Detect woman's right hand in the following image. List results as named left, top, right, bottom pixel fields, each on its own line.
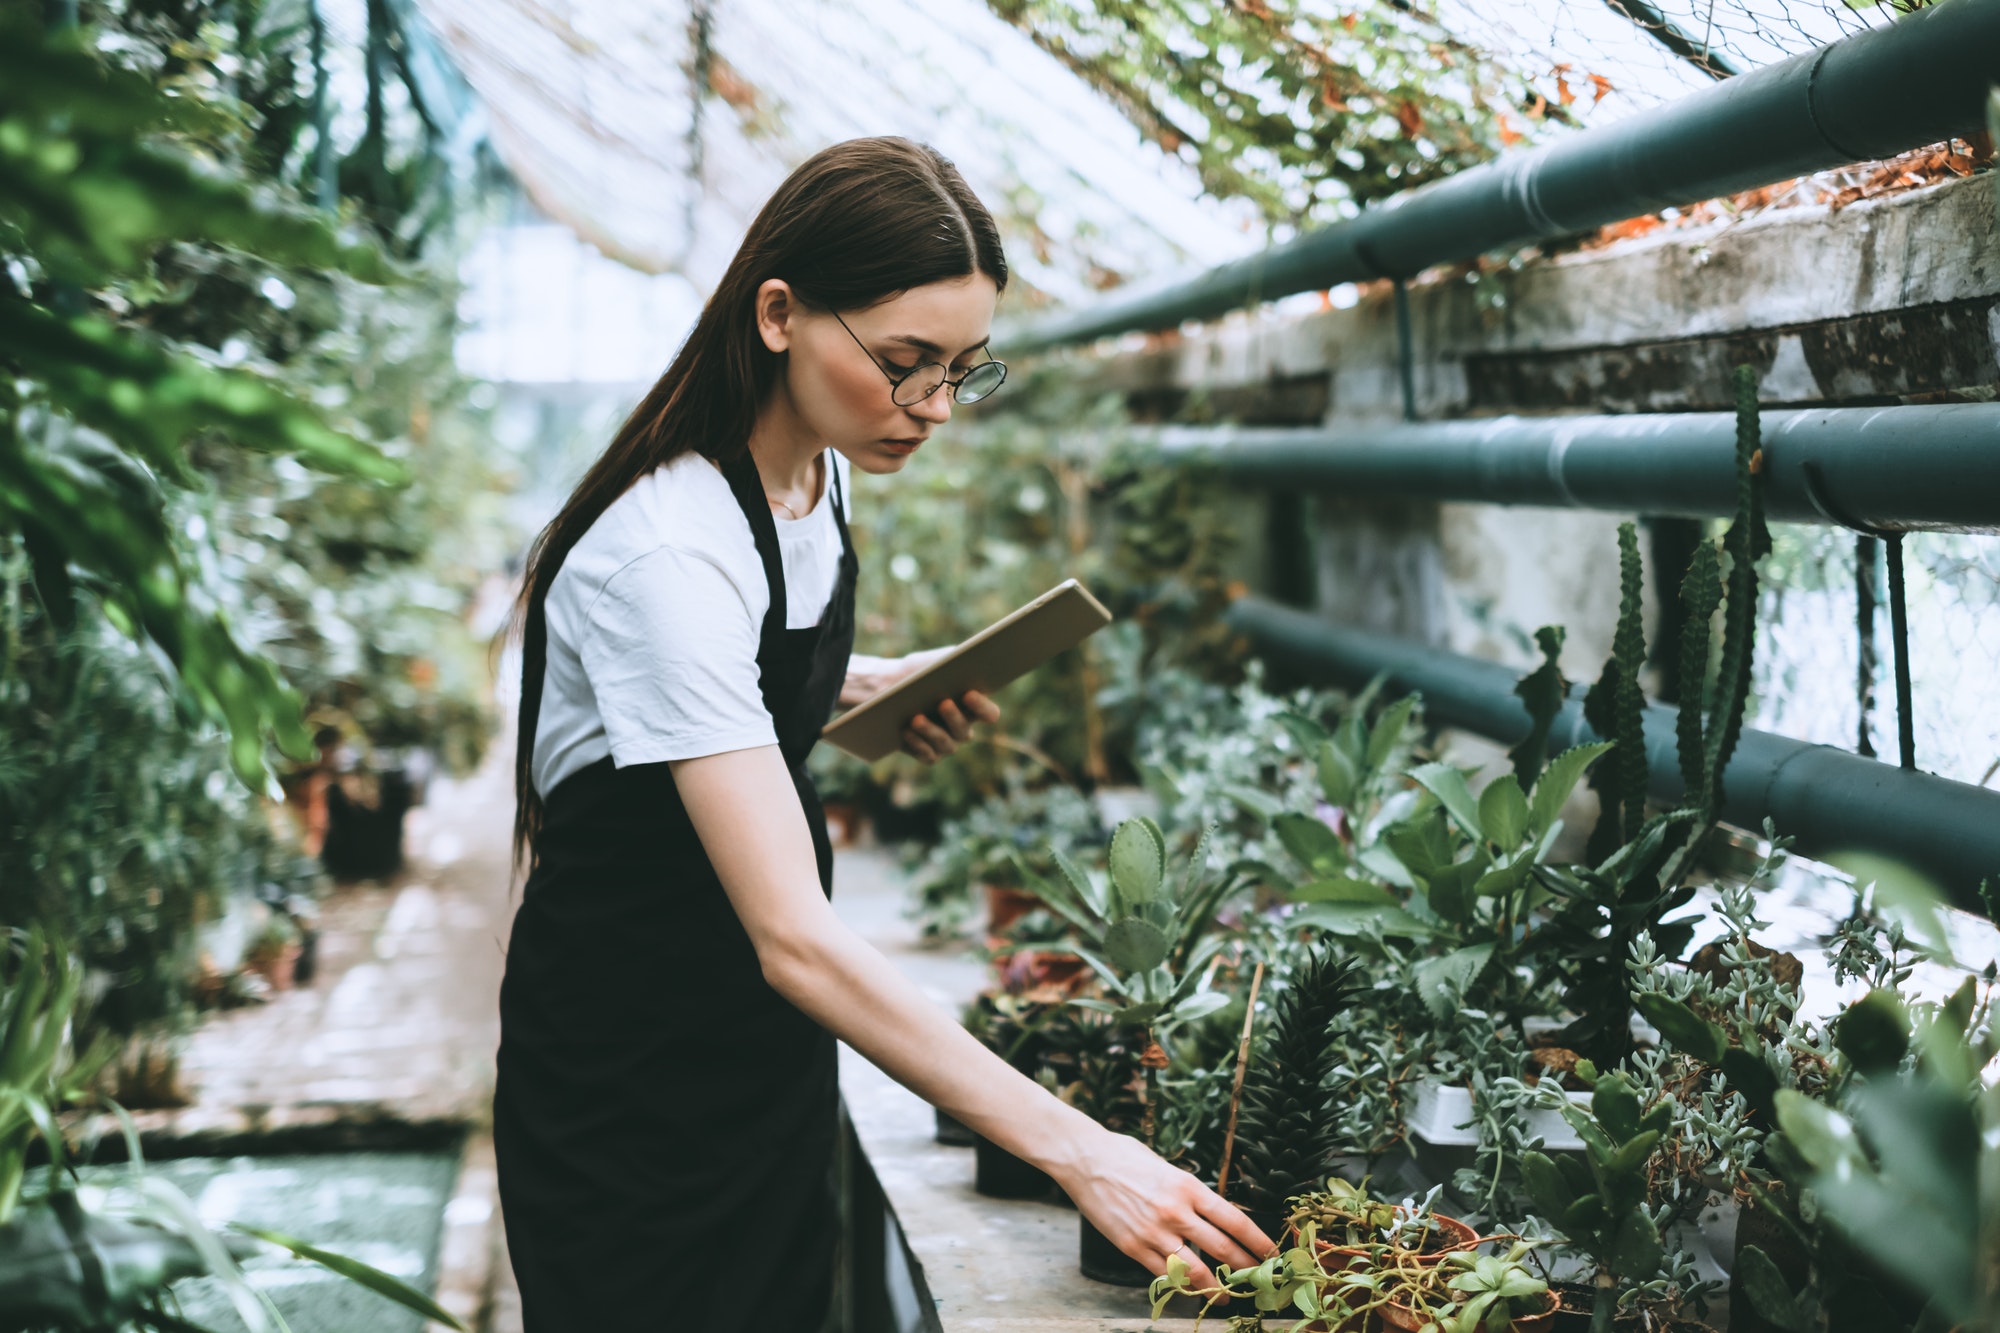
left=1051, top=1124, right=1277, bottom=1293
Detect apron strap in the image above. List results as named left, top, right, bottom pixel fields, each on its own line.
left=719, top=447, right=788, bottom=642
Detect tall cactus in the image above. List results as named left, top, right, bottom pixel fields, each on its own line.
left=1583, top=522, right=1649, bottom=858
left=1699, top=364, right=1771, bottom=821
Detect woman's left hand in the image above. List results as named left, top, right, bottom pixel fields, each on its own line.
left=902, top=691, right=1000, bottom=764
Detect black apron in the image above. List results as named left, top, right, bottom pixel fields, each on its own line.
left=494, top=447, right=857, bottom=1332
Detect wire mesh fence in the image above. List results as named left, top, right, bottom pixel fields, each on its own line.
left=1434, top=0, right=1899, bottom=117
left=1753, top=525, right=2000, bottom=792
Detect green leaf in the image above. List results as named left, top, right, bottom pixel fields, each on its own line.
left=1103, top=917, right=1171, bottom=974
left=1590, top=1072, right=1643, bottom=1144
left=1410, top=762, right=1484, bottom=840
left=1276, top=709, right=1332, bottom=752
left=1222, top=784, right=1284, bottom=823
left=1606, top=1208, right=1664, bottom=1282
left=1477, top=774, right=1529, bottom=848
left=1317, top=738, right=1360, bottom=807
left=1508, top=625, right=1567, bottom=787
left=1832, top=988, right=1909, bottom=1075
left=1109, top=818, right=1166, bottom=907
left=1365, top=695, right=1420, bottom=772
left=1528, top=742, right=1615, bottom=836
left=1050, top=847, right=1109, bottom=920
left=1721, top=1047, right=1781, bottom=1123
left=1274, top=811, right=1347, bottom=876
left=1633, top=993, right=1726, bottom=1066
left=1291, top=901, right=1437, bottom=939
left=1382, top=808, right=1455, bottom=878
left=1288, top=877, right=1397, bottom=905
left=1773, top=1090, right=1866, bottom=1176
left=1734, top=1245, right=1811, bottom=1333
left=1423, top=855, right=1488, bottom=924
left=1411, top=943, right=1495, bottom=1021
left=1518, top=1151, right=1574, bottom=1217
left=233, top=1225, right=464, bottom=1329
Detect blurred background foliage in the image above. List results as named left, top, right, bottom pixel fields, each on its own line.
left=0, top=0, right=512, bottom=1054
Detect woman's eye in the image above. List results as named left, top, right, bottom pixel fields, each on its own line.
left=886, top=362, right=922, bottom=375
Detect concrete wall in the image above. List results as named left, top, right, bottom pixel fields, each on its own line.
left=1040, top=172, right=1999, bottom=688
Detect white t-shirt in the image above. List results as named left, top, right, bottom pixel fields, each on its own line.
left=530, top=448, right=850, bottom=798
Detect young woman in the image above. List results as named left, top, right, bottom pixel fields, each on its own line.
left=496, top=136, right=1273, bottom=1330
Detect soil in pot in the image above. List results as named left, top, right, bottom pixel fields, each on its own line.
left=973, top=1132, right=1053, bottom=1199
left=1317, top=1209, right=1479, bottom=1271
left=934, top=1106, right=975, bottom=1147
left=1079, top=1215, right=1155, bottom=1287
left=1383, top=1286, right=1559, bottom=1333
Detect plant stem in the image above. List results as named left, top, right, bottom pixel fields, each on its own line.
left=1214, top=959, right=1266, bottom=1200
left=1590, top=1278, right=1616, bottom=1333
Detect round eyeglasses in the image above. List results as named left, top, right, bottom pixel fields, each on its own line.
left=830, top=309, right=1008, bottom=407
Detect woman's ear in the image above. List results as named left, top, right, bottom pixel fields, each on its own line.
left=755, top=279, right=797, bottom=354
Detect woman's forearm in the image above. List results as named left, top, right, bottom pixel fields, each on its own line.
left=759, top=900, right=1099, bottom=1176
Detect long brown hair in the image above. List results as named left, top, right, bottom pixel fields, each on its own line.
left=511, top=137, right=1009, bottom=870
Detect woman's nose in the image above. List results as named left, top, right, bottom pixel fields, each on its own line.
left=908, top=389, right=953, bottom=425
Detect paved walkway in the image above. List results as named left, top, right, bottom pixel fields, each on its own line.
left=117, top=757, right=516, bottom=1152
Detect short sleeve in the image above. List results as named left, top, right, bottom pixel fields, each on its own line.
left=579, top=545, right=779, bottom=764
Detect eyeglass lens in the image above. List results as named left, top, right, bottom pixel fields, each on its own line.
left=890, top=359, right=1007, bottom=407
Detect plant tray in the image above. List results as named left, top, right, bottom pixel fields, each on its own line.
left=1405, top=1078, right=1594, bottom=1152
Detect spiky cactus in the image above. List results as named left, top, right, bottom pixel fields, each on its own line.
left=1229, top=948, right=1365, bottom=1219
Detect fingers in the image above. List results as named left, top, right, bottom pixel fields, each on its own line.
left=901, top=694, right=1001, bottom=764
left=1180, top=1213, right=1261, bottom=1273
left=1195, top=1189, right=1281, bottom=1260
left=961, top=690, right=1002, bottom=724
left=1142, top=1239, right=1217, bottom=1292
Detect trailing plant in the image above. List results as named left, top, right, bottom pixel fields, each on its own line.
left=982, top=0, right=1577, bottom=233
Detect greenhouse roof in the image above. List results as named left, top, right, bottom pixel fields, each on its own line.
left=409, top=0, right=1896, bottom=306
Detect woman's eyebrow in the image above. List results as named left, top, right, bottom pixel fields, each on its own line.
left=888, top=333, right=992, bottom=356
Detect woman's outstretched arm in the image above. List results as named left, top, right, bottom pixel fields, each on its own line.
left=671, top=744, right=1275, bottom=1289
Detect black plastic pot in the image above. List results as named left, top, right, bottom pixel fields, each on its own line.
left=1079, top=1215, right=1155, bottom=1287
left=973, top=1133, right=1052, bottom=1199
left=321, top=769, right=413, bottom=882
left=934, top=1107, right=975, bottom=1147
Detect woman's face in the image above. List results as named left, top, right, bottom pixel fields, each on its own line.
left=755, top=273, right=999, bottom=475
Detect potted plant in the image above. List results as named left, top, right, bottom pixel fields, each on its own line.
left=1370, top=1243, right=1559, bottom=1333
left=1017, top=815, right=1243, bottom=1285
left=1289, top=1179, right=1478, bottom=1272
left=1224, top=948, right=1368, bottom=1241
left=241, top=912, right=303, bottom=993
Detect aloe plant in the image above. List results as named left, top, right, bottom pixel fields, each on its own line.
left=1016, top=816, right=1238, bottom=1033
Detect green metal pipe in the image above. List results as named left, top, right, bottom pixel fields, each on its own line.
left=1147, top=404, right=2000, bottom=533
left=1229, top=596, right=2000, bottom=909
left=1010, top=0, right=2000, bottom=354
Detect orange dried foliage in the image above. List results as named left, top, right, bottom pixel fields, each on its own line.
left=1395, top=98, right=1424, bottom=139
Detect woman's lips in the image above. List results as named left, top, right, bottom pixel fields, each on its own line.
left=881, top=437, right=924, bottom=452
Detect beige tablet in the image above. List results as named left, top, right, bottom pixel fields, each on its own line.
left=821, top=579, right=1114, bottom=762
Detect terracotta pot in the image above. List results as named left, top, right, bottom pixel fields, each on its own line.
left=983, top=883, right=1041, bottom=935
left=1316, top=1210, right=1479, bottom=1271
left=1381, top=1287, right=1559, bottom=1333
